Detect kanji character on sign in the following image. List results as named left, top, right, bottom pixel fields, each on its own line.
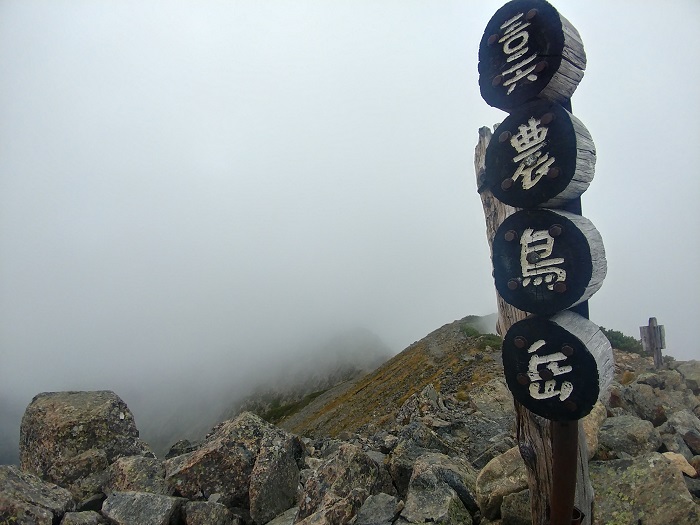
left=520, top=228, right=566, bottom=289
left=525, top=339, right=574, bottom=401
left=498, top=13, right=539, bottom=95
left=510, top=117, right=556, bottom=190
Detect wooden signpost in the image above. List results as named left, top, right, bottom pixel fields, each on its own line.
left=475, top=1, right=614, bottom=524
left=640, top=317, right=666, bottom=369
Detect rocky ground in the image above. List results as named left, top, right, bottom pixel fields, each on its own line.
left=1, top=316, right=699, bottom=525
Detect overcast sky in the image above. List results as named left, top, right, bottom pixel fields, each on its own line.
left=1, top=0, right=699, bottom=455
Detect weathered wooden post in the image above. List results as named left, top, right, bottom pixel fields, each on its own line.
left=475, top=1, right=614, bottom=524
left=640, top=317, right=666, bottom=369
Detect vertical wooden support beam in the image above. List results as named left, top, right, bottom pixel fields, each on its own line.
left=475, top=126, right=593, bottom=524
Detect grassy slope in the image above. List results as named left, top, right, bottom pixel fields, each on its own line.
left=280, top=316, right=503, bottom=438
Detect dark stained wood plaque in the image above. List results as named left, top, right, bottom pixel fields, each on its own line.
left=478, top=0, right=586, bottom=112
left=485, top=100, right=595, bottom=208
left=502, top=310, right=614, bottom=421
left=492, top=209, right=606, bottom=316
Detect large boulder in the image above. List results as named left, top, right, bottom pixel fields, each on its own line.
left=387, top=422, right=454, bottom=497
left=589, top=453, right=700, bottom=525
left=296, top=443, right=394, bottom=525
left=354, top=494, right=402, bottom=525
left=595, top=415, right=661, bottom=460
left=182, top=500, right=239, bottom=525
left=659, top=410, right=700, bottom=457
left=580, top=401, right=607, bottom=460
left=400, top=453, right=475, bottom=524
left=165, top=412, right=302, bottom=514
left=19, top=391, right=152, bottom=500
left=475, top=446, right=527, bottom=521
left=249, top=430, right=304, bottom=524
left=0, top=465, right=75, bottom=524
left=105, top=456, right=167, bottom=495
left=674, top=360, right=700, bottom=393
left=101, top=491, right=185, bottom=525
left=61, top=511, right=108, bottom=525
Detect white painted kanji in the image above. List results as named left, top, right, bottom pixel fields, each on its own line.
left=498, top=13, right=539, bottom=95
left=525, top=339, right=574, bottom=401
left=520, top=228, right=566, bottom=289
left=510, top=117, right=556, bottom=190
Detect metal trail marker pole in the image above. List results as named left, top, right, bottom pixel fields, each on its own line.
left=475, top=1, right=614, bottom=523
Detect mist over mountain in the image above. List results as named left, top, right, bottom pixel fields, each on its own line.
left=0, top=326, right=394, bottom=464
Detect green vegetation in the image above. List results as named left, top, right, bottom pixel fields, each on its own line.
left=260, top=390, right=328, bottom=424
left=459, top=323, right=481, bottom=338
left=600, top=327, right=644, bottom=355
left=476, top=333, right=502, bottom=350
left=459, top=319, right=501, bottom=350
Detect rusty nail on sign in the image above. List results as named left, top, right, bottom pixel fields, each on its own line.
left=553, top=282, right=567, bottom=294
left=488, top=34, right=499, bottom=46
left=561, top=345, right=574, bottom=357
left=540, top=112, right=555, bottom=125
left=508, top=279, right=520, bottom=290
left=501, top=179, right=514, bottom=191
left=526, top=8, right=538, bottom=20
left=534, top=60, right=548, bottom=74
left=564, top=400, right=578, bottom=412
left=492, top=75, right=503, bottom=87
left=518, top=373, right=531, bottom=385
left=547, top=167, right=560, bottom=179
left=514, top=336, right=528, bottom=349
left=499, top=130, right=512, bottom=142
left=548, top=224, right=563, bottom=237
left=504, top=230, right=518, bottom=242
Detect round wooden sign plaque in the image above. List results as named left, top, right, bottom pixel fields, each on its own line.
left=492, top=208, right=606, bottom=316
left=502, top=311, right=613, bottom=421
left=485, top=100, right=595, bottom=208
left=478, top=0, right=586, bottom=112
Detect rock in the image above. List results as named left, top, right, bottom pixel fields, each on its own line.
left=691, top=455, right=700, bottom=475
left=623, top=381, right=700, bottom=427
left=296, top=487, right=367, bottom=525
left=354, top=493, right=402, bottom=525
left=61, top=511, right=108, bottom=524
left=623, top=382, right=668, bottom=426
left=401, top=454, right=474, bottom=524
left=266, top=506, right=298, bottom=525
left=165, top=439, right=201, bottom=459
left=387, top=422, right=455, bottom=497
left=663, top=452, right=698, bottom=477
left=475, top=446, right=527, bottom=520
left=19, top=391, right=152, bottom=499
left=675, top=360, right=700, bottom=393
left=105, top=456, right=167, bottom=495
left=249, top=430, right=303, bottom=525
left=659, top=410, right=700, bottom=457
left=461, top=414, right=516, bottom=470
left=595, top=415, right=661, bottom=460
left=297, top=443, right=394, bottom=525
left=164, top=412, right=302, bottom=509
left=0, top=465, right=75, bottom=524
left=101, top=491, right=185, bottom=525
left=408, top=453, right=478, bottom=514
left=182, top=500, right=239, bottom=525
left=468, top=378, right=514, bottom=419
left=589, top=453, right=700, bottom=525
left=500, top=489, right=530, bottom=525
left=580, top=402, right=606, bottom=460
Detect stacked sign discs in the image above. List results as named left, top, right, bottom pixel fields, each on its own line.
left=479, top=0, right=612, bottom=421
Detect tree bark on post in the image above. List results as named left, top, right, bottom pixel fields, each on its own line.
left=475, top=126, right=593, bottom=525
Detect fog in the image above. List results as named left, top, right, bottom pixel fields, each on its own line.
left=1, top=1, right=699, bottom=463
